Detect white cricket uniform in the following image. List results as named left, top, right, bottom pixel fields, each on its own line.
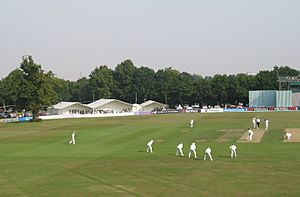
left=229, top=145, right=237, bottom=158
left=147, top=140, right=154, bottom=153
left=286, top=133, right=292, bottom=140
left=248, top=129, right=253, bottom=141
left=265, top=120, right=270, bottom=130
left=256, top=118, right=261, bottom=128
left=176, top=143, right=184, bottom=156
left=188, top=143, right=197, bottom=158
left=204, top=147, right=213, bottom=161
left=190, top=120, right=194, bottom=128
left=252, top=118, right=256, bottom=129
left=69, top=131, right=76, bottom=145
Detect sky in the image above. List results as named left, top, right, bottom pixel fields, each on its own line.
left=0, top=0, right=300, bottom=80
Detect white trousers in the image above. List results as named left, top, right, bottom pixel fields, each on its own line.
left=147, top=145, right=153, bottom=153
left=253, top=122, right=256, bottom=129
left=69, top=138, right=75, bottom=145
left=248, top=134, right=253, bottom=141
left=176, top=148, right=184, bottom=156
left=188, top=149, right=197, bottom=158
left=231, top=150, right=237, bottom=158
left=204, top=152, right=213, bottom=161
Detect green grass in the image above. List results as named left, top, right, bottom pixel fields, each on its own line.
left=0, top=112, right=300, bottom=197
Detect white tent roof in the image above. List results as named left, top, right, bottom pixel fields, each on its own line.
left=87, top=99, right=132, bottom=109
left=140, top=100, right=167, bottom=107
left=51, top=102, right=91, bottom=109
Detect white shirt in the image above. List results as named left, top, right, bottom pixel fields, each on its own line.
left=265, top=120, right=270, bottom=124
left=72, top=132, right=76, bottom=139
left=256, top=118, right=261, bottom=123
left=286, top=133, right=292, bottom=137
left=252, top=118, right=256, bottom=123
left=177, top=143, right=183, bottom=149
left=147, top=140, right=153, bottom=146
left=230, top=145, right=237, bottom=151
left=248, top=129, right=253, bottom=135
left=190, top=143, right=196, bottom=150
left=205, top=147, right=212, bottom=154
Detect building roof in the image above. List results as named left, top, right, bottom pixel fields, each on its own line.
left=140, top=100, right=167, bottom=107
left=51, top=102, right=91, bottom=109
left=87, top=99, right=132, bottom=109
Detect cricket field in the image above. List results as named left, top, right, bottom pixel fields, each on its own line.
left=0, top=112, right=299, bottom=197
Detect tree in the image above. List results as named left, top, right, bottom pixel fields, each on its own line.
left=52, top=77, right=72, bottom=102
left=89, top=65, right=116, bottom=100
left=18, top=56, right=58, bottom=119
left=2, top=57, right=300, bottom=110
left=225, top=75, right=238, bottom=104
left=154, top=67, right=181, bottom=107
left=211, top=74, right=228, bottom=106
left=114, top=60, right=137, bottom=103
left=132, top=67, right=156, bottom=103
left=236, top=74, right=255, bottom=105
left=276, top=66, right=300, bottom=76
left=254, top=70, right=277, bottom=90
left=69, top=77, right=91, bottom=103
left=0, top=69, right=24, bottom=106
left=192, top=75, right=213, bottom=106
left=177, top=72, right=194, bottom=105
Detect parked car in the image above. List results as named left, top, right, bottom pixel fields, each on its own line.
left=0, top=112, right=10, bottom=118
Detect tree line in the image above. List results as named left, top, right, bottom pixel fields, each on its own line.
left=0, top=56, right=299, bottom=118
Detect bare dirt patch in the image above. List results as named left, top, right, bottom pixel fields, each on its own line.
left=181, top=129, right=188, bottom=133
left=155, top=139, right=165, bottom=143
left=216, top=129, right=244, bottom=142
left=196, top=139, right=206, bottom=143
left=237, top=129, right=266, bottom=143
left=283, top=128, right=300, bottom=142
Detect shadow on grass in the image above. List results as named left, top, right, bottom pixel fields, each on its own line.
left=166, top=153, right=203, bottom=160
left=138, top=150, right=157, bottom=154
left=216, top=155, right=231, bottom=158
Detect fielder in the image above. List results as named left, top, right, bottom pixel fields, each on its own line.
left=265, top=119, right=270, bottom=130
left=176, top=143, right=184, bottom=156
left=188, top=142, right=197, bottom=158
left=69, top=131, right=76, bottom=145
left=285, top=132, right=292, bottom=140
left=252, top=117, right=256, bottom=129
left=146, top=140, right=154, bottom=153
left=204, top=147, right=213, bottom=161
left=247, top=128, right=253, bottom=141
left=229, top=144, right=237, bottom=158
left=256, top=117, right=261, bottom=128
left=190, top=119, right=194, bottom=128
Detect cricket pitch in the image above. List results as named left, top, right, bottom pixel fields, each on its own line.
left=237, top=128, right=266, bottom=143
left=216, top=129, right=244, bottom=142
